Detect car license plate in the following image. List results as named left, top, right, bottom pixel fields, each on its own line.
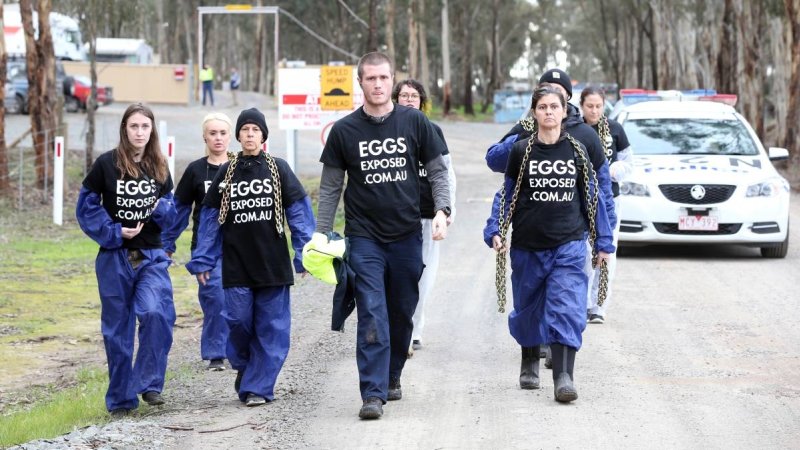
left=678, top=215, right=718, bottom=231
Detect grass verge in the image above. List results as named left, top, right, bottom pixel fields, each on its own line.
left=0, top=367, right=109, bottom=447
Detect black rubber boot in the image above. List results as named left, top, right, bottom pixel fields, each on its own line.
left=550, top=343, right=578, bottom=403
left=519, top=346, right=540, bottom=389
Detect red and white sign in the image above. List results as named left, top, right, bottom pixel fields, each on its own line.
left=278, top=67, right=363, bottom=130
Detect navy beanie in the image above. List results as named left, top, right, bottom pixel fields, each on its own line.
left=539, top=69, right=573, bottom=100
left=235, top=108, right=269, bottom=143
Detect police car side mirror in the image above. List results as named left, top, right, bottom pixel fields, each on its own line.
left=768, top=147, right=789, bottom=161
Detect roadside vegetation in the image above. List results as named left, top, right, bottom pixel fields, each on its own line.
left=0, top=176, right=337, bottom=447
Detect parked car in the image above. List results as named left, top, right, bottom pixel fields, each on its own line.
left=614, top=96, right=790, bottom=258
left=63, top=75, right=113, bottom=112
left=3, top=60, right=111, bottom=114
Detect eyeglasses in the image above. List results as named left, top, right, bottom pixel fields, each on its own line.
left=398, top=93, right=420, bottom=100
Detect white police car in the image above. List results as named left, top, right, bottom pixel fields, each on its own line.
left=614, top=92, right=790, bottom=258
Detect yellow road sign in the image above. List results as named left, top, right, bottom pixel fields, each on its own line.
left=320, top=66, right=353, bottom=111
left=225, top=4, right=252, bottom=10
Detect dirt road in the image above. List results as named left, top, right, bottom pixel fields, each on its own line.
left=129, top=118, right=799, bottom=449
left=9, top=102, right=799, bottom=448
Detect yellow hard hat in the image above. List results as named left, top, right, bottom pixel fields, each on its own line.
left=302, top=232, right=346, bottom=285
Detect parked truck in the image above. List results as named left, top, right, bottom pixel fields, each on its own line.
left=3, top=3, right=86, bottom=61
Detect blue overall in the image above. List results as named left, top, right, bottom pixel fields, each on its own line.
left=348, top=233, right=424, bottom=402
left=225, top=285, right=291, bottom=401
left=186, top=197, right=315, bottom=401
left=508, top=241, right=588, bottom=349
left=163, top=201, right=228, bottom=361
left=77, top=188, right=176, bottom=411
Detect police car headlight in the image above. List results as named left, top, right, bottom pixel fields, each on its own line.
left=746, top=177, right=789, bottom=197
left=620, top=181, right=650, bottom=197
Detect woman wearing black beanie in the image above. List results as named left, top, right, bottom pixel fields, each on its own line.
left=187, top=108, right=316, bottom=406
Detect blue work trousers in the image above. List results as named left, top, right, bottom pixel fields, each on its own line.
left=202, top=81, right=214, bottom=106
left=349, top=233, right=424, bottom=401
left=197, top=264, right=228, bottom=360
left=96, top=248, right=176, bottom=411
left=224, top=285, right=291, bottom=402
left=508, top=240, right=588, bottom=350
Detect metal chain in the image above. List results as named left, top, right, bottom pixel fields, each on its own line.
left=265, top=152, right=285, bottom=236
left=598, top=115, right=613, bottom=159
left=495, top=126, right=609, bottom=312
left=495, top=118, right=537, bottom=313
left=217, top=151, right=239, bottom=225
left=565, top=134, right=610, bottom=307
left=216, top=150, right=284, bottom=237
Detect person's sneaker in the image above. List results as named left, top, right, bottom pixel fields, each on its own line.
left=245, top=393, right=267, bottom=407
left=109, top=409, right=130, bottom=419
left=588, top=314, right=605, bottom=324
left=358, top=397, right=383, bottom=419
left=234, top=370, right=243, bottom=393
left=412, top=340, right=422, bottom=351
left=142, top=391, right=164, bottom=406
left=208, top=359, right=226, bottom=371
left=387, top=378, right=402, bottom=401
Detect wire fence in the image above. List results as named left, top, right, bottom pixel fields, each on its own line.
left=0, top=125, right=92, bottom=212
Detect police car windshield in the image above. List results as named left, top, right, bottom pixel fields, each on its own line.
left=623, top=118, right=758, bottom=156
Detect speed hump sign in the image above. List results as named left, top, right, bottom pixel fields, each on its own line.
left=320, top=65, right=354, bottom=111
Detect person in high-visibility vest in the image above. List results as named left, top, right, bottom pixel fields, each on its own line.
left=200, top=64, right=215, bottom=106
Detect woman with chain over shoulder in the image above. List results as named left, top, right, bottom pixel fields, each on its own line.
left=76, top=103, right=177, bottom=417
left=483, top=86, right=615, bottom=403
left=186, top=108, right=315, bottom=407
left=580, top=87, right=633, bottom=324
left=162, top=113, right=234, bottom=371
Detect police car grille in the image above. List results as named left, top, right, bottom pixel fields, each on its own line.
left=658, top=184, right=736, bottom=204
left=653, top=223, right=742, bottom=235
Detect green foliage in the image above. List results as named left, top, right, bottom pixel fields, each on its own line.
left=0, top=368, right=108, bottom=447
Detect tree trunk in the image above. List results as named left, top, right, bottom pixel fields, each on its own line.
left=366, top=0, right=378, bottom=52
left=407, top=0, right=419, bottom=79
left=441, top=0, right=452, bottom=115
left=156, top=0, right=167, bottom=63
left=784, top=0, right=800, bottom=184
left=480, top=0, right=500, bottom=114
left=717, top=0, right=738, bottom=95
left=418, top=0, right=430, bottom=95
left=0, top=4, right=9, bottom=195
left=38, top=0, right=57, bottom=190
left=386, top=0, right=396, bottom=63
left=20, top=0, right=46, bottom=188
left=461, top=6, right=474, bottom=116
left=86, top=0, right=98, bottom=171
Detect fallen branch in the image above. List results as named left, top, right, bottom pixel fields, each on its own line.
left=163, top=425, right=194, bottom=431
left=198, top=422, right=250, bottom=434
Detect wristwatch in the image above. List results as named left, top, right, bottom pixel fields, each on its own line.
left=439, top=206, right=452, bottom=217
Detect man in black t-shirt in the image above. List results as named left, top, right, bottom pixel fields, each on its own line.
left=315, top=52, right=451, bottom=420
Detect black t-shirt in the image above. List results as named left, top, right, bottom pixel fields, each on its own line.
left=418, top=122, right=449, bottom=219
left=505, top=137, right=585, bottom=251
left=174, top=156, right=222, bottom=250
left=320, top=105, right=446, bottom=242
left=589, top=118, right=630, bottom=197
left=203, top=152, right=306, bottom=288
left=82, top=150, right=173, bottom=249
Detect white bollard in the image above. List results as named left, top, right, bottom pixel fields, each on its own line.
left=166, top=136, right=176, bottom=181
left=286, top=129, right=297, bottom=172
left=52, top=136, right=65, bottom=226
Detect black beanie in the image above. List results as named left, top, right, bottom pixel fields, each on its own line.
left=539, top=69, right=573, bottom=100
left=235, top=108, right=269, bottom=143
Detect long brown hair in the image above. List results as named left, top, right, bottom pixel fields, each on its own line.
left=115, top=103, right=168, bottom=183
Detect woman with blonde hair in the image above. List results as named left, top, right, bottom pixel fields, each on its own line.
left=163, top=112, right=233, bottom=371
